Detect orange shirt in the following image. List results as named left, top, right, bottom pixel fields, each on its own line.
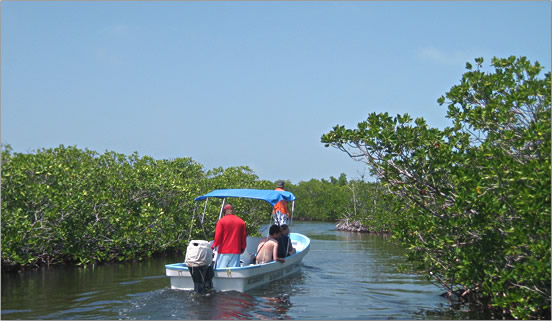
left=272, top=187, right=289, bottom=215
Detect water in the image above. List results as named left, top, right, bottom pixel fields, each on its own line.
left=2, top=222, right=481, bottom=319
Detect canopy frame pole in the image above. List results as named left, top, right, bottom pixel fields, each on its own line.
left=265, top=215, right=272, bottom=237
left=218, top=198, right=226, bottom=220
left=201, top=198, right=209, bottom=225
left=290, top=200, right=295, bottom=225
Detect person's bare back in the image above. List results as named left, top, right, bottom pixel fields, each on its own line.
left=256, top=238, right=278, bottom=264
left=256, top=225, right=285, bottom=264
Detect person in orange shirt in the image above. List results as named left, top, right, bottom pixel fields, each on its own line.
left=211, top=204, right=247, bottom=268
left=272, top=181, right=290, bottom=226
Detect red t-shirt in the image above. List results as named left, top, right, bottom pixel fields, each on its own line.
left=212, top=214, right=247, bottom=254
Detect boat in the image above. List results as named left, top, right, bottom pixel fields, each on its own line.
left=165, top=188, right=311, bottom=292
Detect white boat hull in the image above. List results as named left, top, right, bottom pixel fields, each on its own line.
left=166, top=233, right=310, bottom=292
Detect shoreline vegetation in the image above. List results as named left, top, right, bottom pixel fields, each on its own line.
left=335, top=219, right=388, bottom=234
left=321, top=57, right=550, bottom=319
left=1, top=144, right=385, bottom=273
left=2, top=56, right=550, bottom=319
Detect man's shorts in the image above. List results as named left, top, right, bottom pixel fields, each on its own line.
left=215, top=253, right=240, bottom=268
left=273, top=211, right=288, bottom=226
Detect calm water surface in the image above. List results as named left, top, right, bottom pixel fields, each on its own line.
left=2, top=222, right=482, bottom=319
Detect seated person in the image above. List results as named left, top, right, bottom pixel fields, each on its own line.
left=256, top=224, right=285, bottom=264
left=277, top=224, right=296, bottom=259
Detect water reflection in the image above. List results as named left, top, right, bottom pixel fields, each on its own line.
left=115, top=289, right=294, bottom=320
left=2, top=222, right=486, bottom=319
left=207, top=292, right=257, bottom=319
left=206, top=292, right=292, bottom=320
left=252, top=294, right=292, bottom=320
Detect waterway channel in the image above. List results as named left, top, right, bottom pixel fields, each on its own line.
left=2, top=222, right=484, bottom=319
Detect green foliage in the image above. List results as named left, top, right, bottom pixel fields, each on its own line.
left=341, top=179, right=396, bottom=232
left=1, top=146, right=205, bottom=267
left=321, top=56, right=551, bottom=319
left=1, top=140, right=396, bottom=269
left=288, top=175, right=397, bottom=232
left=0, top=146, right=273, bottom=268
left=289, top=177, right=349, bottom=221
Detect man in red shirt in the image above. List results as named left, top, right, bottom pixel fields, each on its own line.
left=212, top=204, right=247, bottom=268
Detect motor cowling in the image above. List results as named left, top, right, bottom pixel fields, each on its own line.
left=185, top=240, right=213, bottom=267
left=185, top=240, right=214, bottom=293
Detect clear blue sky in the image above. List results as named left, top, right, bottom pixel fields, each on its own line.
left=2, top=1, right=550, bottom=184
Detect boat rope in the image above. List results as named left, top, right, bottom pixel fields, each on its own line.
left=187, top=205, right=198, bottom=243
left=189, top=201, right=210, bottom=242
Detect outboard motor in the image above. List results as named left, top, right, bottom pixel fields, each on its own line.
left=185, top=240, right=214, bottom=293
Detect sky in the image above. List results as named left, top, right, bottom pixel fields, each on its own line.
left=1, top=1, right=550, bottom=184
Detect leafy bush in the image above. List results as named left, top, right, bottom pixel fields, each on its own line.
left=340, top=179, right=396, bottom=232
left=289, top=175, right=396, bottom=231
left=1, top=146, right=274, bottom=268
left=289, top=176, right=349, bottom=221
left=321, top=56, right=551, bottom=319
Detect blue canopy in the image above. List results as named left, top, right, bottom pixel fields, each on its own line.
left=194, top=189, right=296, bottom=206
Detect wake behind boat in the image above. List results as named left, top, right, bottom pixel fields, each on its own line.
left=165, top=189, right=311, bottom=292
